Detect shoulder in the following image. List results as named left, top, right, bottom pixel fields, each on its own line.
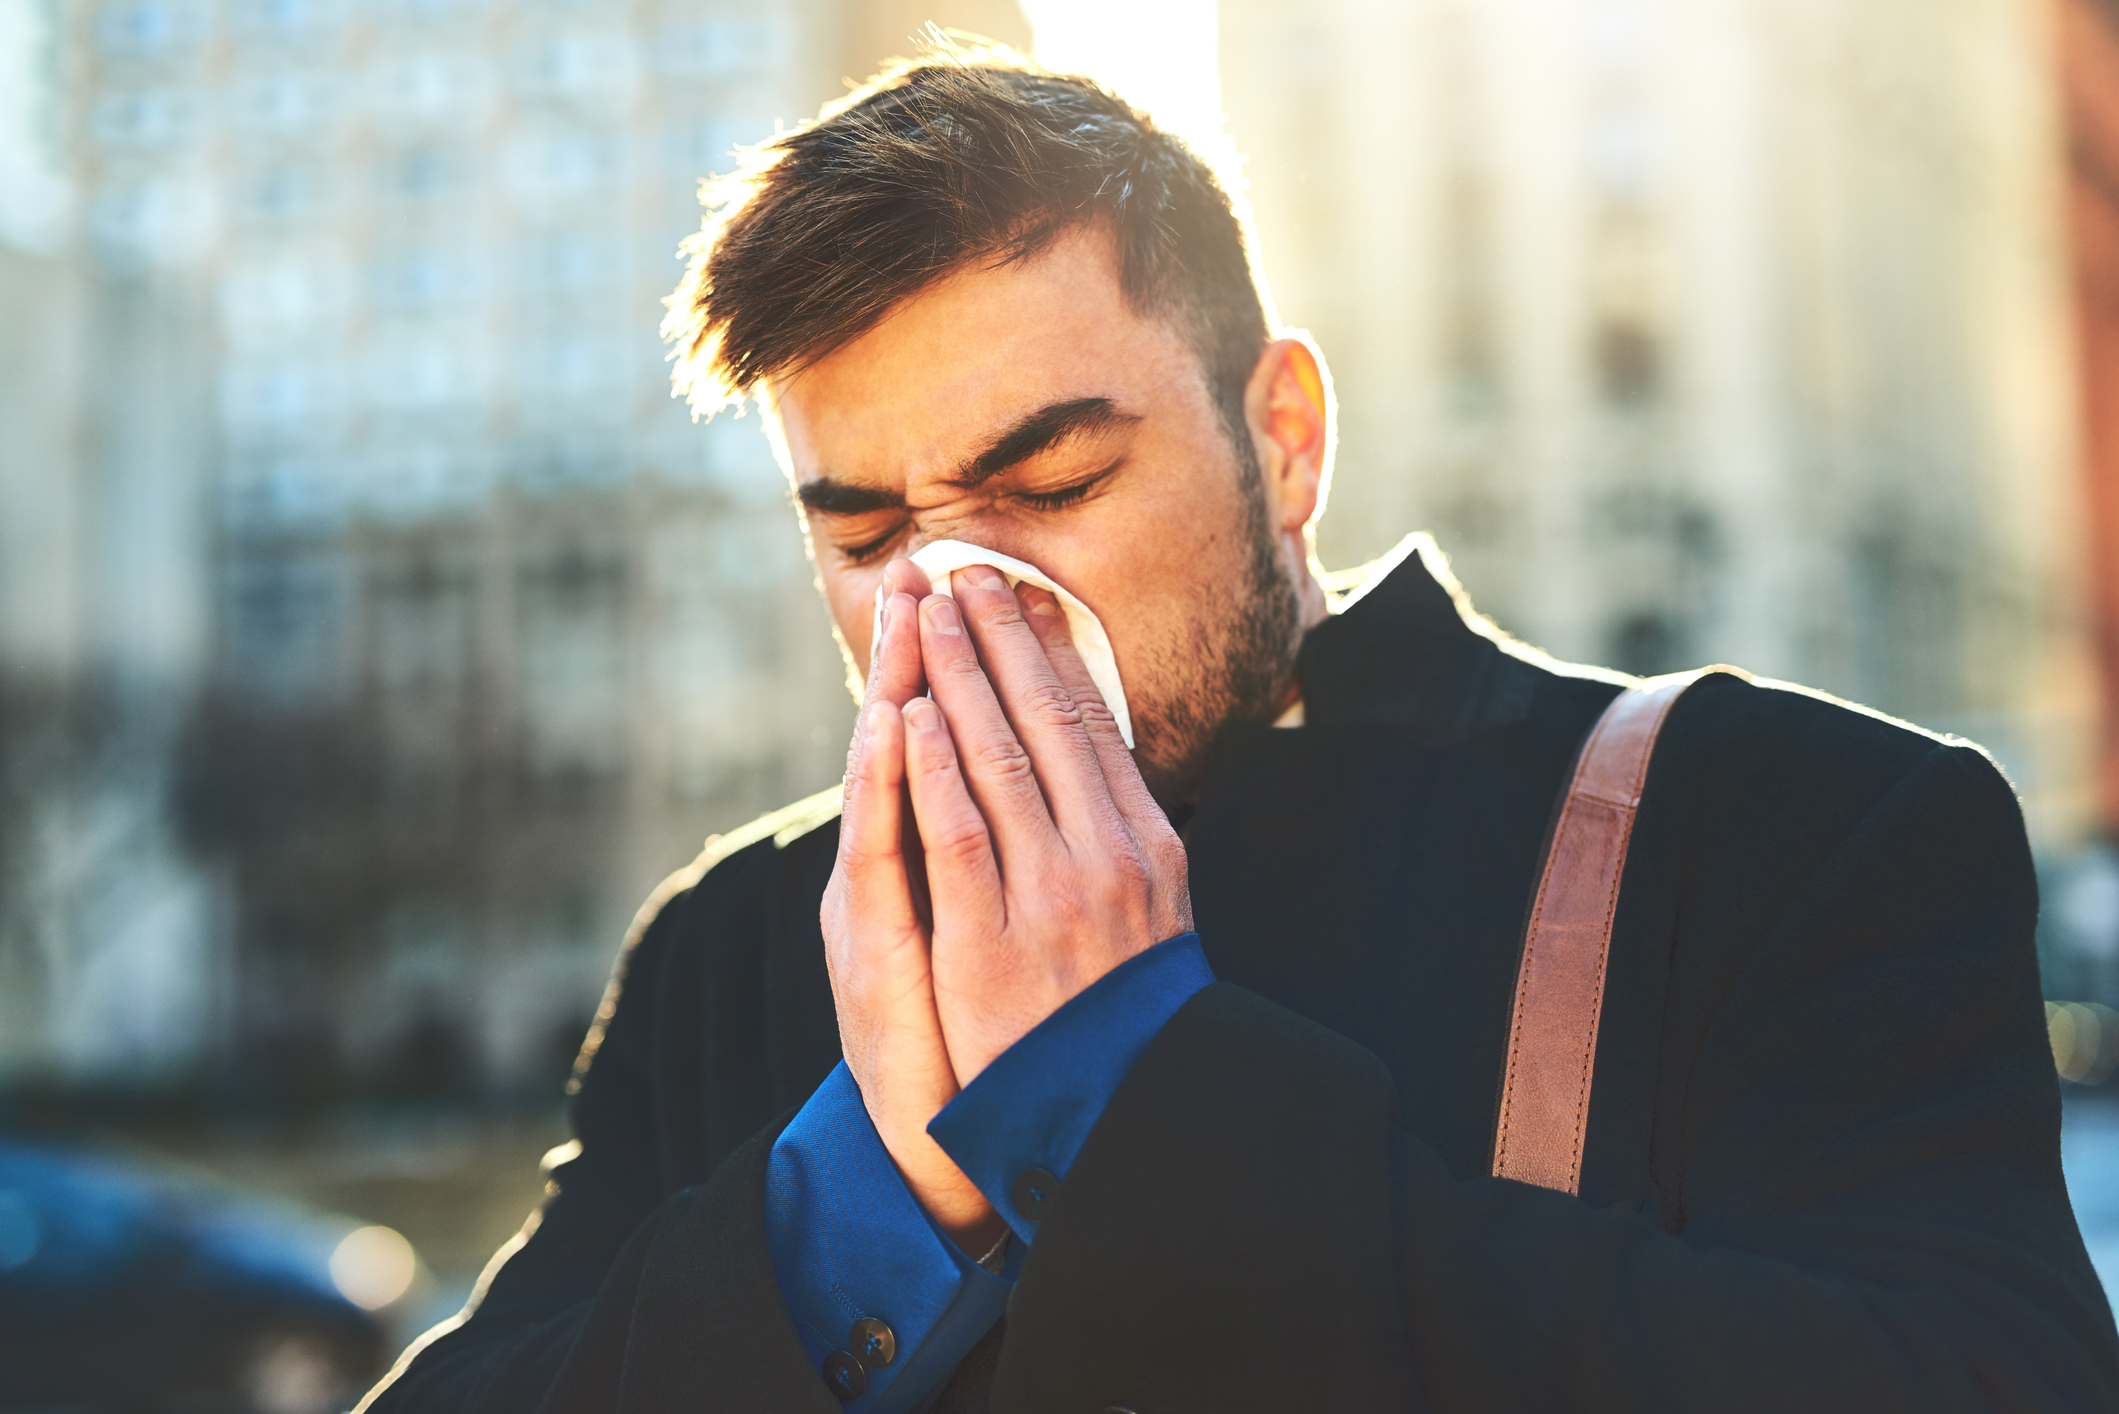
left=626, top=781, right=846, bottom=955
left=1667, top=668, right=2004, bottom=792
left=1640, top=668, right=2025, bottom=881
left=568, top=782, right=843, bottom=1089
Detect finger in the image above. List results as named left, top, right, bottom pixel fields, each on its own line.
left=841, top=586, right=931, bottom=942
left=882, top=555, right=932, bottom=602
left=1017, top=582, right=1194, bottom=936
left=937, top=565, right=1110, bottom=834
left=861, top=555, right=929, bottom=708
left=837, top=699, right=922, bottom=937
left=1015, top=583, right=1161, bottom=827
left=901, top=695, right=1006, bottom=941
left=866, top=586, right=927, bottom=710
left=917, top=591, right=1060, bottom=853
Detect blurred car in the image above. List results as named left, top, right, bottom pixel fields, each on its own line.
left=0, top=1139, right=392, bottom=1413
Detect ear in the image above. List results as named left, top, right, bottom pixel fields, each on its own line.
left=1243, top=335, right=1333, bottom=538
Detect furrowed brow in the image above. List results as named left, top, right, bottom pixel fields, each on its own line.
left=796, top=477, right=906, bottom=515
left=949, top=397, right=1141, bottom=489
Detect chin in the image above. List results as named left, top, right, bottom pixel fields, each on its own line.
left=1125, top=715, right=1219, bottom=814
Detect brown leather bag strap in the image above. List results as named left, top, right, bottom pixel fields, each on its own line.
left=1490, top=667, right=1736, bottom=1195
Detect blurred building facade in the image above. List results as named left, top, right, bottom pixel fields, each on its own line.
left=0, top=234, right=223, bottom=1090
left=8, top=0, right=2119, bottom=1101
left=2047, top=0, right=2119, bottom=1007
left=1224, top=0, right=2100, bottom=847
left=2065, top=0, right=2119, bottom=827
left=0, top=0, right=1027, bottom=1101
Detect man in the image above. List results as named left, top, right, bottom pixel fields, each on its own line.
left=362, top=53, right=2119, bottom=1413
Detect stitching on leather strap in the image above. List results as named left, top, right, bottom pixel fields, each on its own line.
left=1490, top=670, right=1717, bottom=1195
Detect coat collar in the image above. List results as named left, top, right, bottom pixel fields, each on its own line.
left=1293, top=533, right=1571, bottom=749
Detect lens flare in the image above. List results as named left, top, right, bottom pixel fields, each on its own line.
left=330, top=1224, right=417, bottom=1310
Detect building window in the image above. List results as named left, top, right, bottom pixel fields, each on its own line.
left=98, top=0, right=206, bottom=59
left=223, top=553, right=349, bottom=702
left=92, top=88, right=198, bottom=153
left=1593, top=316, right=1662, bottom=408
left=229, top=70, right=339, bottom=146
left=232, top=0, right=345, bottom=47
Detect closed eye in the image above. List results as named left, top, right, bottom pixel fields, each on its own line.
left=840, top=521, right=908, bottom=565
left=1017, top=464, right=1116, bottom=512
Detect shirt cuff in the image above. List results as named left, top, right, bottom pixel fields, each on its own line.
left=764, top=1062, right=1009, bottom=1412
left=928, top=932, right=1214, bottom=1244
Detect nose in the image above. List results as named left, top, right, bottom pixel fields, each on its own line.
left=902, top=517, right=979, bottom=560
left=902, top=515, right=1036, bottom=568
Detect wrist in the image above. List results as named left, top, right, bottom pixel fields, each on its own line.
left=880, top=1121, right=997, bottom=1241
left=942, top=950, right=1139, bottom=1085
left=945, top=1204, right=1008, bottom=1259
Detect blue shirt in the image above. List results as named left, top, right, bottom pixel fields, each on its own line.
left=764, top=933, right=1214, bottom=1410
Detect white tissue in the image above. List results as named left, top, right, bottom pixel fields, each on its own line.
left=872, top=540, right=1133, bottom=748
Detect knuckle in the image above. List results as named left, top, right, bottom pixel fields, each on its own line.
left=1073, top=694, right=1118, bottom=731
left=931, top=640, right=981, bottom=676
left=932, top=812, right=992, bottom=864
left=842, top=839, right=898, bottom=872
left=1021, top=681, right=1083, bottom=730
left=908, top=739, right=959, bottom=779
left=970, top=733, right=1036, bottom=782
left=1160, top=859, right=1191, bottom=900
left=972, top=590, right=1028, bottom=632
left=1099, top=863, right=1151, bottom=917
left=848, top=739, right=893, bottom=789
left=1134, top=820, right=1184, bottom=869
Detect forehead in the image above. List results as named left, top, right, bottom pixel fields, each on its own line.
left=770, top=226, right=1202, bottom=478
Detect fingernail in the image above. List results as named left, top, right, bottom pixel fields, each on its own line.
left=962, top=564, right=1005, bottom=590
left=903, top=698, right=940, bottom=731
left=925, top=597, right=963, bottom=635
left=1022, top=587, right=1061, bottom=618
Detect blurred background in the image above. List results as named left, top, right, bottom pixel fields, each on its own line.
left=1, top=0, right=2118, bottom=1406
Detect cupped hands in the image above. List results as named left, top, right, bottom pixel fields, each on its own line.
left=819, top=555, right=1192, bottom=1246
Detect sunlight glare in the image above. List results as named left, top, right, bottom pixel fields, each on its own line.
left=330, top=1224, right=417, bottom=1310
left=1020, top=0, right=1231, bottom=181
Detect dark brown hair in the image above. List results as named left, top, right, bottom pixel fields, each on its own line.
left=663, top=45, right=1272, bottom=447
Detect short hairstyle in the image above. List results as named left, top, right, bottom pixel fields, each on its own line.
left=663, top=47, right=1272, bottom=448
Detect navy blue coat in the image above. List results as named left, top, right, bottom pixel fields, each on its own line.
left=363, top=539, right=2119, bottom=1412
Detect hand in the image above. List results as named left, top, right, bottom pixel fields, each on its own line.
left=820, top=558, right=1000, bottom=1248
left=904, top=563, right=1194, bottom=1086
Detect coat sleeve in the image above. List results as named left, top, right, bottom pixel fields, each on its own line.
left=355, top=879, right=836, bottom=1414
left=995, top=743, right=2119, bottom=1413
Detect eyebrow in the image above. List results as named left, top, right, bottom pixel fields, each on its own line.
left=949, top=396, right=1140, bottom=489
left=794, top=396, right=1140, bottom=514
left=795, top=478, right=904, bottom=514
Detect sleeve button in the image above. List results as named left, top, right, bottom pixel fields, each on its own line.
left=822, top=1350, right=867, bottom=1402
left=1011, top=1167, right=1061, bottom=1223
left=850, top=1316, right=897, bottom=1368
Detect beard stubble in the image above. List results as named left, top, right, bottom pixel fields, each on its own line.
left=1129, top=438, right=1303, bottom=806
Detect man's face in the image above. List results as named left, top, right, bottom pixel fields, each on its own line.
left=771, top=224, right=1301, bottom=801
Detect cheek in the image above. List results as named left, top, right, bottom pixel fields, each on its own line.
left=1086, top=518, right=1247, bottom=685
left=1118, top=488, right=1253, bottom=605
